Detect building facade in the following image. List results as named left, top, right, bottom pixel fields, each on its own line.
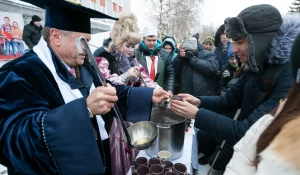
left=78, top=0, right=131, bottom=33
left=0, top=0, right=131, bottom=34
left=0, top=0, right=45, bottom=26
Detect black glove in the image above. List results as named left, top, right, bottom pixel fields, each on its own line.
left=185, top=50, right=194, bottom=61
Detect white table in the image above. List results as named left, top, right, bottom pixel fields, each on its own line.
left=127, top=120, right=195, bottom=175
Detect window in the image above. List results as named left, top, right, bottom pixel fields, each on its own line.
left=100, top=0, right=106, bottom=7
left=90, top=1, right=97, bottom=10
left=112, top=0, right=116, bottom=2
left=113, top=2, right=117, bottom=11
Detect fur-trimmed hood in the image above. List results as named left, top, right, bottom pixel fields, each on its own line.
left=162, top=38, right=177, bottom=56
left=225, top=5, right=300, bottom=73
left=268, top=14, right=300, bottom=65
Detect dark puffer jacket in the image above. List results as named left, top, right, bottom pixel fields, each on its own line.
left=135, top=40, right=174, bottom=92
left=23, top=21, right=43, bottom=49
left=195, top=7, right=300, bottom=144
left=173, top=44, right=219, bottom=96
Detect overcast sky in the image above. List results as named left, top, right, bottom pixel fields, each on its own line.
left=131, top=0, right=294, bottom=30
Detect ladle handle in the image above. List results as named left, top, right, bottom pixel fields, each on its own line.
left=76, top=37, right=133, bottom=148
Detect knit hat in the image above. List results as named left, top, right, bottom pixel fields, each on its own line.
left=290, top=33, right=300, bottom=84
left=203, top=36, right=215, bottom=45
left=32, top=15, right=41, bottom=22
left=182, top=37, right=197, bottom=50
left=143, top=27, right=158, bottom=37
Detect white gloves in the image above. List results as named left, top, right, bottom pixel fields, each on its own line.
left=222, top=70, right=230, bottom=78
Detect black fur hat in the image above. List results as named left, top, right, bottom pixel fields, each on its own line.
left=224, top=4, right=282, bottom=73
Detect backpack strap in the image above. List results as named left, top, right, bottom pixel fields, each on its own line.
left=262, top=63, right=290, bottom=93
left=253, top=63, right=290, bottom=108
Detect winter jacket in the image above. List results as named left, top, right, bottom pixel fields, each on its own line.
left=173, top=44, right=218, bottom=96
left=194, top=11, right=300, bottom=144
left=214, top=46, right=229, bottom=71
left=224, top=114, right=300, bottom=175
left=162, top=38, right=178, bottom=61
left=23, top=21, right=43, bottom=49
left=224, top=114, right=274, bottom=175
left=94, top=48, right=160, bottom=88
left=135, top=40, right=174, bottom=92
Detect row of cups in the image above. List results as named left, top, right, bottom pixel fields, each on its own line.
left=132, top=151, right=188, bottom=175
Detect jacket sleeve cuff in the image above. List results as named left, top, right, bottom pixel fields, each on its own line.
left=126, top=87, right=153, bottom=123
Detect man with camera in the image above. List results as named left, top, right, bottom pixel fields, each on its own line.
left=173, top=37, right=219, bottom=97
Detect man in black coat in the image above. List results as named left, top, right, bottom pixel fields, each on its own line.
left=170, top=4, right=299, bottom=171
left=173, top=37, right=218, bottom=96
left=23, top=15, right=43, bottom=50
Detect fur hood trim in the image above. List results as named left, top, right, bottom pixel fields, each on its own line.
left=268, top=14, right=300, bottom=64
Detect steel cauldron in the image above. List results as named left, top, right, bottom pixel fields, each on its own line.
left=145, top=106, right=186, bottom=160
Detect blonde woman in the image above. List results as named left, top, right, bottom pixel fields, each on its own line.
left=12, top=21, right=24, bottom=56
left=96, top=12, right=159, bottom=88
left=95, top=12, right=160, bottom=175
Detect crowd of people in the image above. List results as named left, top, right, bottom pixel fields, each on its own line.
left=0, top=0, right=300, bottom=175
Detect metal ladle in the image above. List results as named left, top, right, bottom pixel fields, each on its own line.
left=75, top=37, right=134, bottom=148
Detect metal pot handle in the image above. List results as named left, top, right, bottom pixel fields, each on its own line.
left=157, top=125, right=171, bottom=129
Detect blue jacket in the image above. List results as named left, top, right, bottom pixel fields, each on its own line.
left=194, top=14, right=300, bottom=144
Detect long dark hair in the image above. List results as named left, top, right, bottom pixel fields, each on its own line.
left=255, top=83, right=300, bottom=164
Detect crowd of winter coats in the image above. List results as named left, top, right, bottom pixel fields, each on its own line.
left=92, top=4, right=300, bottom=174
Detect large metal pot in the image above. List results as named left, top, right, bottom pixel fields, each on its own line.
left=145, top=106, right=186, bottom=160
